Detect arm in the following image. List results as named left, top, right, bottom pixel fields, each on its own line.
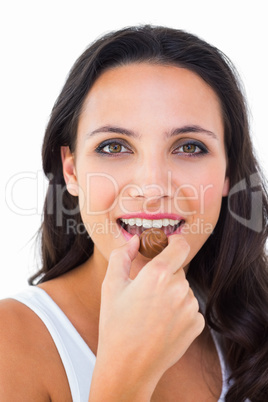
left=0, top=300, right=51, bottom=401
left=88, top=235, right=205, bottom=401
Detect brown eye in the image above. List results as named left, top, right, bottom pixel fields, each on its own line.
left=97, top=140, right=131, bottom=155
left=172, top=141, right=208, bottom=156
left=183, top=144, right=196, bottom=153
left=108, top=143, right=122, bottom=153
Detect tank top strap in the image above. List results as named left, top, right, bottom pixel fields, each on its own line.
left=12, top=286, right=96, bottom=402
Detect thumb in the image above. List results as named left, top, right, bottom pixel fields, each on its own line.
left=103, top=235, right=140, bottom=289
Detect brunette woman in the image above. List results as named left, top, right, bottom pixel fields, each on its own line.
left=0, top=25, right=267, bottom=401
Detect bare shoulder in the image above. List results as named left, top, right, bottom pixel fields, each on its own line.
left=0, top=298, right=50, bottom=400
left=0, top=298, right=71, bottom=401
left=0, top=298, right=36, bottom=362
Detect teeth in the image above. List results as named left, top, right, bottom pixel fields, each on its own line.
left=143, top=219, right=152, bottom=229
left=162, top=219, right=170, bottom=227
left=120, top=218, right=181, bottom=228
left=153, top=220, right=162, bottom=228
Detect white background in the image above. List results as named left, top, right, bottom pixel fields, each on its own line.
left=1, top=0, right=267, bottom=298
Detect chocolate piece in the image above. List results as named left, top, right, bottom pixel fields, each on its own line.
left=139, top=228, right=168, bottom=258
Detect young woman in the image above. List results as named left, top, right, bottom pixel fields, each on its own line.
left=0, top=25, right=267, bottom=402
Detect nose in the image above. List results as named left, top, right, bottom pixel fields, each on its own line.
left=127, top=156, right=174, bottom=200
left=128, top=182, right=167, bottom=199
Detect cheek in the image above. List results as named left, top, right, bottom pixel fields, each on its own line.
left=78, top=173, right=119, bottom=215
left=200, top=184, right=223, bottom=224
left=77, top=174, right=122, bottom=244
left=196, top=175, right=226, bottom=230
left=174, top=169, right=226, bottom=222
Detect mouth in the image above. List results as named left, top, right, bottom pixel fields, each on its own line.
left=117, top=217, right=185, bottom=237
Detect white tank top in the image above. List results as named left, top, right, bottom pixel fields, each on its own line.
left=12, top=286, right=232, bottom=401
left=13, top=287, right=96, bottom=401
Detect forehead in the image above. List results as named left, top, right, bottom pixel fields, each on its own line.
left=89, top=62, right=219, bottom=97
left=78, top=63, right=223, bottom=136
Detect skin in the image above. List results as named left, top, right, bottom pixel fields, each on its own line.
left=0, top=63, right=229, bottom=401
left=65, top=63, right=229, bottom=279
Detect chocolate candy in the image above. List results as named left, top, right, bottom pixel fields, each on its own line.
left=139, top=228, right=168, bottom=258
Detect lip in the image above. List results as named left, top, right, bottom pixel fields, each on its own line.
left=117, top=213, right=185, bottom=241
left=118, top=213, right=185, bottom=220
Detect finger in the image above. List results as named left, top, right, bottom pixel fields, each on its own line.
left=143, top=234, right=190, bottom=276
left=104, top=235, right=140, bottom=288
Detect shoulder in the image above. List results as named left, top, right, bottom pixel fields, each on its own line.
left=0, top=297, right=35, bottom=352
left=0, top=296, right=43, bottom=343
left=0, top=298, right=50, bottom=400
left=0, top=298, right=64, bottom=401
left=0, top=296, right=30, bottom=327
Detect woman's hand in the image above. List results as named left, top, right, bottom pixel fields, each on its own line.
left=89, top=234, right=205, bottom=402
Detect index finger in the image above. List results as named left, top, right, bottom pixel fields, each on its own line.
left=143, top=234, right=190, bottom=276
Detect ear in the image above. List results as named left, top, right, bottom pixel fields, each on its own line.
left=222, top=175, right=230, bottom=197
left=61, top=146, right=79, bottom=196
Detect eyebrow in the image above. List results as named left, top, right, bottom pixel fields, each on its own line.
left=88, top=125, right=138, bottom=138
left=169, top=125, right=218, bottom=140
left=87, top=124, right=218, bottom=140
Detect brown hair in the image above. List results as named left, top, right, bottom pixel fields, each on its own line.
left=30, top=25, right=268, bottom=401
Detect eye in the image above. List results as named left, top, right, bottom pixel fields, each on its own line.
left=172, top=141, right=208, bottom=156
left=103, top=142, right=124, bottom=153
left=95, top=139, right=132, bottom=155
left=182, top=144, right=197, bottom=153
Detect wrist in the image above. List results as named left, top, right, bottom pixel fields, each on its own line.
left=88, top=360, right=157, bottom=402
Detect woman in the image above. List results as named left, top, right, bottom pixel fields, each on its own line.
left=0, top=25, right=267, bottom=401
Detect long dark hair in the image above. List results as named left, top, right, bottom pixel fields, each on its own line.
left=30, top=25, right=268, bottom=401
